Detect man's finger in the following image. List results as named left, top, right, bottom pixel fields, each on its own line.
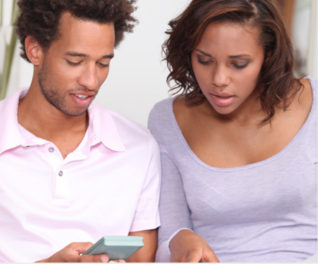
left=79, top=254, right=109, bottom=263
left=109, top=259, right=126, bottom=263
left=73, top=242, right=94, bottom=254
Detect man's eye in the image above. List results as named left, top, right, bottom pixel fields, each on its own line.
left=99, top=63, right=109, bottom=67
left=66, top=60, right=81, bottom=66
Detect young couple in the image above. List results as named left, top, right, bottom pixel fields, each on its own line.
left=0, top=0, right=316, bottom=262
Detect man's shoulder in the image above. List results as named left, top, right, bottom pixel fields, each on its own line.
left=0, top=91, right=14, bottom=112
left=109, top=109, right=150, bottom=138
left=0, top=88, right=26, bottom=116
left=0, top=88, right=27, bottom=105
left=92, top=102, right=153, bottom=147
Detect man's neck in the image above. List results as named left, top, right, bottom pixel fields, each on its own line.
left=17, top=83, right=89, bottom=158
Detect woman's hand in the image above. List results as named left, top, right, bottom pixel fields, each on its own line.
left=36, top=242, right=109, bottom=262
left=170, top=230, right=219, bottom=262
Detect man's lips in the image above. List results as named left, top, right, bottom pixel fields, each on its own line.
left=70, top=91, right=96, bottom=100
left=70, top=92, right=96, bottom=96
left=70, top=92, right=95, bottom=107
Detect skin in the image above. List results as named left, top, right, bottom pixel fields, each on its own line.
left=19, top=12, right=157, bottom=263
left=171, top=22, right=313, bottom=262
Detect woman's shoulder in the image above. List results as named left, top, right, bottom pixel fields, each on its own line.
left=291, top=77, right=316, bottom=115
left=148, top=96, right=186, bottom=150
left=148, top=97, right=177, bottom=137
left=149, top=97, right=174, bottom=124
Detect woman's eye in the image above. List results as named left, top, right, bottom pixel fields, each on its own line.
left=197, top=57, right=212, bottom=66
left=233, top=62, right=249, bottom=69
left=66, top=60, right=81, bottom=66
left=197, top=55, right=212, bottom=66
left=199, top=59, right=211, bottom=65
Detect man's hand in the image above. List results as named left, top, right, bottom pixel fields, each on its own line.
left=169, top=230, right=219, bottom=262
left=36, top=242, right=109, bottom=262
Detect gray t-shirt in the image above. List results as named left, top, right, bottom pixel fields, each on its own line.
left=148, top=78, right=317, bottom=262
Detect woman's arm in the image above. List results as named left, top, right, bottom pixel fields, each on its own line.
left=156, top=152, right=219, bottom=262
left=149, top=105, right=218, bottom=263
left=155, top=151, right=193, bottom=262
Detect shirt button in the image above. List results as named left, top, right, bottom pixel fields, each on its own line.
left=58, top=171, right=63, bottom=177
left=48, top=147, right=55, bottom=153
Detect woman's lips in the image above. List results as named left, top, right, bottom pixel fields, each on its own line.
left=209, top=92, right=235, bottom=107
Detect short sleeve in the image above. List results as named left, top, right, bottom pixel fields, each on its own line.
left=129, top=131, right=161, bottom=232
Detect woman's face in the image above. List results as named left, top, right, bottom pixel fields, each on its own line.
left=191, top=22, right=265, bottom=116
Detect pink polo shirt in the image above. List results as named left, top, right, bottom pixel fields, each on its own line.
left=0, top=89, right=161, bottom=262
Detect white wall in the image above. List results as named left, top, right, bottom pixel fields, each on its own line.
left=308, top=0, right=317, bottom=79
left=96, top=0, right=192, bottom=126
left=291, top=0, right=317, bottom=79
left=3, top=0, right=317, bottom=126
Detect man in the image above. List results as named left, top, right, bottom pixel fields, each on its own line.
left=0, top=0, right=160, bottom=262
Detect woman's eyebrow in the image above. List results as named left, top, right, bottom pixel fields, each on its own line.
left=194, top=49, right=211, bottom=57
left=229, top=54, right=250, bottom=58
left=194, top=49, right=250, bottom=59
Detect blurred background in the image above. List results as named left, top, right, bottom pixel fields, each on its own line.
left=0, top=0, right=317, bottom=126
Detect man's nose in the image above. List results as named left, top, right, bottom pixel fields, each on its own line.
left=78, top=64, right=99, bottom=90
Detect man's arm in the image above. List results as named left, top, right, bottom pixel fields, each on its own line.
left=126, top=229, right=158, bottom=262
left=36, top=242, right=109, bottom=263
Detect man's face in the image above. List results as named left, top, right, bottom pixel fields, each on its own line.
left=38, top=12, right=115, bottom=116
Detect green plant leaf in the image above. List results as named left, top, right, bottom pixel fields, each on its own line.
left=0, top=0, right=19, bottom=100
left=0, top=0, right=3, bottom=27
left=0, top=30, right=17, bottom=100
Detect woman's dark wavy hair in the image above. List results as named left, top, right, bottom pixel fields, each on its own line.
left=15, top=0, right=137, bottom=63
left=163, top=0, right=303, bottom=122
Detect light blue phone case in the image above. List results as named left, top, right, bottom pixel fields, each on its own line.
left=83, top=236, right=144, bottom=260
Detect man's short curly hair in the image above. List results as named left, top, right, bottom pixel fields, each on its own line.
left=15, top=0, right=137, bottom=62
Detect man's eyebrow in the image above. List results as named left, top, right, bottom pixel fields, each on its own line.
left=102, top=54, right=114, bottom=59
left=65, top=52, right=114, bottom=59
left=65, top=52, right=88, bottom=57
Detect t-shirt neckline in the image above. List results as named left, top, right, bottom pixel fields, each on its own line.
left=169, top=77, right=317, bottom=172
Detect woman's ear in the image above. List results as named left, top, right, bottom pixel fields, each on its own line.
left=25, top=36, right=44, bottom=66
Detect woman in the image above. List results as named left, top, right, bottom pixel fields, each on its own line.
left=148, top=0, right=317, bottom=262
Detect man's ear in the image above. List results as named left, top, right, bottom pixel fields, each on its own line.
left=25, top=36, right=44, bottom=66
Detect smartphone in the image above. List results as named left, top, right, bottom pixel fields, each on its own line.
left=82, top=236, right=144, bottom=260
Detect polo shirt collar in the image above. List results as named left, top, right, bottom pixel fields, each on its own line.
left=0, top=88, right=126, bottom=155
left=87, top=101, right=126, bottom=152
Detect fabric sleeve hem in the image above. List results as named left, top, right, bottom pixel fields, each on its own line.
left=167, top=228, right=193, bottom=255
left=129, top=216, right=161, bottom=232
